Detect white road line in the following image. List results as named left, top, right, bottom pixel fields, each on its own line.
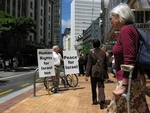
left=0, top=72, right=35, bottom=80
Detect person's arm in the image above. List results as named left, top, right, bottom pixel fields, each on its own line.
left=85, top=52, right=93, bottom=81
left=120, top=26, right=139, bottom=78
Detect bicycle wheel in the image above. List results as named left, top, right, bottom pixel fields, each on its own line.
left=60, top=76, right=66, bottom=88
left=66, top=74, right=78, bottom=87
left=43, top=77, right=53, bottom=90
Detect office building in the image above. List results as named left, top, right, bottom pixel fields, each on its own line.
left=71, top=0, right=101, bottom=50
left=0, top=0, right=61, bottom=66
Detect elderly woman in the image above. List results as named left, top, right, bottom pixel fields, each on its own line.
left=107, top=3, right=149, bottom=112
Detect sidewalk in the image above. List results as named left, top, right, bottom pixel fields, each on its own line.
left=0, top=73, right=150, bottom=113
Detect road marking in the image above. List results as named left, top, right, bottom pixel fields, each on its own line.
left=0, top=72, right=34, bottom=80
left=36, top=78, right=41, bottom=82
left=21, top=83, right=30, bottom=87
left=0, top=89, right=13, bottom=95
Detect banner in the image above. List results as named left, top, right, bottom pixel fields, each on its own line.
left=37, top=49, right=55, bottom=78
left=63, top=50, right=79, bottom=75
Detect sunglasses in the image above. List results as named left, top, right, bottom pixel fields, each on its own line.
left=109, top=17, right=112, bottom=21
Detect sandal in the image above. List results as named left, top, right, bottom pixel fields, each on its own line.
left=112, top=84, right=128, bottom=96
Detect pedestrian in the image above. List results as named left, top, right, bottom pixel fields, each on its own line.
left=4, top=59, right=10, bottom=71
left=52, top=45, right=63, bottom=93
left=107, top=3, right=149, bottom=112
left=85, top=39, right=107, bottom=109
left=13, top=57, right=19, bottom=71
left=84, top=53, right=88, bottom=70
left=0, top=58, right=4, bottom=70
left=78, top=54, right=85, bottom=76
left=111, top=55, right=116, bottom=78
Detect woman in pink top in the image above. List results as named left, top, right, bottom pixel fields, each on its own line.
left=107, top=3, right=149, bottom=112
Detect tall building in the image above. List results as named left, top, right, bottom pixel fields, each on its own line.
left=0, top=0, right=61, bottom=66
left=53, top=0, right=62, bottom=46
left=71, top=0, right=101, bottom=50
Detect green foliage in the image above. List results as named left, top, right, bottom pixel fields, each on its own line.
left=81, top=43, right=91, bottom=54
left=0, top=11, right=12, bottom=18
left=0, top=17, right=36, bottom=35
left=0, top=11, right=36, bottom=57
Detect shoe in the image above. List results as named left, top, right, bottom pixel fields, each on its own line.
left=99, top=101, right=105, bottom=109
left=92, top=101, right=98, bottom=105
left=112, top=84, right=128, bottom=96
left=51, top=87, right=58, bottom=93
left=92, top=102, right=98, bottom=105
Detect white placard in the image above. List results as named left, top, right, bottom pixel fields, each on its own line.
left=37, top=49, right=55, bottom=78
left=63, top=50, right=79, bottom=75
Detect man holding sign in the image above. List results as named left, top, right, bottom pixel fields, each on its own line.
left=52, top=45, right=63, bottom=93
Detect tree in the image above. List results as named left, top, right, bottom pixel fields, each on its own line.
left=80, top=43, right=91, bottom=54
left=0, top=11, right=36, bottom=69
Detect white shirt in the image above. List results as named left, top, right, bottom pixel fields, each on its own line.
left=112, top=55, right=115, bottom=64
left=53, top=51, right=62, bottom=65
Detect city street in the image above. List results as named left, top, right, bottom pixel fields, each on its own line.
left=0, top=67, right=40, bottom=102
left=0, top=71, right=150, bottom=113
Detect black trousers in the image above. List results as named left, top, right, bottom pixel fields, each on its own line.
left=90, top=76, right=105, bottom=103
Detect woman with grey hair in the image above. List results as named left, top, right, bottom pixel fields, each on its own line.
left=107, top=3, right=149, bottom=112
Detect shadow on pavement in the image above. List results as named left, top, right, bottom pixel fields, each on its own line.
left=0, top=80, right=9, bottom=86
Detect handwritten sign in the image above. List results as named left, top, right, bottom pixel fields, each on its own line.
left=63, top=50, right=79, bottom=75
left=37, top=49, right=55, bottom=78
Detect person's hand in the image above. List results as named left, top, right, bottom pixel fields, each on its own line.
left=85, top=76, right=88, bottom=81
left=112, top=78, right=128, bottom=96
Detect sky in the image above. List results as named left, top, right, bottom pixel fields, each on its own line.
left=62, top=0, right=72, bottom=33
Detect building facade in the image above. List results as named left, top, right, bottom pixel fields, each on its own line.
left=70, top=0, right=101, bottom=50
left=0, top=0, right=61, bottom=66
left=63, top=28, right=71, bottom=51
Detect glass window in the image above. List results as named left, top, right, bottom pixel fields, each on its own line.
left=41, top=9, right=43, bottom=16
left=41, top=0, right=43, bottom=6
left=30, top=12, right=32, bottom=17
left=41, top=19, right=43, bottom=25
left=145, top=11, right=150, bottom=23
left=30, top=1, right=33, bottom=9
left=40, top=29, right=43, bottom=36
left=134, top=11, right=144, bottom=23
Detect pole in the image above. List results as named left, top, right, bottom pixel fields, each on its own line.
left=33, top=68, right=39, bottom=97
left=121, top=64, right=134, bottom=113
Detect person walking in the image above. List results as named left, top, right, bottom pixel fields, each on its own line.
left=78, top=54, right=85, bottom=76
left=52, top=45, right=63, bottom=93
left=107, top=3, right=149, bottom=112
left=13, top=57, right=19, bottom=72
left=85, top=39, right=107, bottom=109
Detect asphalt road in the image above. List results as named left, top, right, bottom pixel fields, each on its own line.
left=0, top=68, right=44, bottom=103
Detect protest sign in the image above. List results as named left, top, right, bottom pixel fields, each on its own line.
left=63, top=50, right=79, bottom=75
left=37, top=49, right=55, bottom=77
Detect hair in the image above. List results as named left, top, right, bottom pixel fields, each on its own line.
left=53, top=45, right=59, bottom=50
left=110, top=3, right=135, bottom=25
left=93, top=39, right=100, bottom=48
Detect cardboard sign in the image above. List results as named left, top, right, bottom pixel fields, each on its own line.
left=37, top=49, right=55, bottom=77
left=63, top=50, right=79, bottom=75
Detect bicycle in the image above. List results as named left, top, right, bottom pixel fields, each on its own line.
left=43, top=66, right=78, bottom=92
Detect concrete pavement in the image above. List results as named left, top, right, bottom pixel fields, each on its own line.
left=0, top=72, right=150, bottom=113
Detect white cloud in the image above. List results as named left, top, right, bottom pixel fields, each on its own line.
left=62, top=19, right=71, bottom=33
